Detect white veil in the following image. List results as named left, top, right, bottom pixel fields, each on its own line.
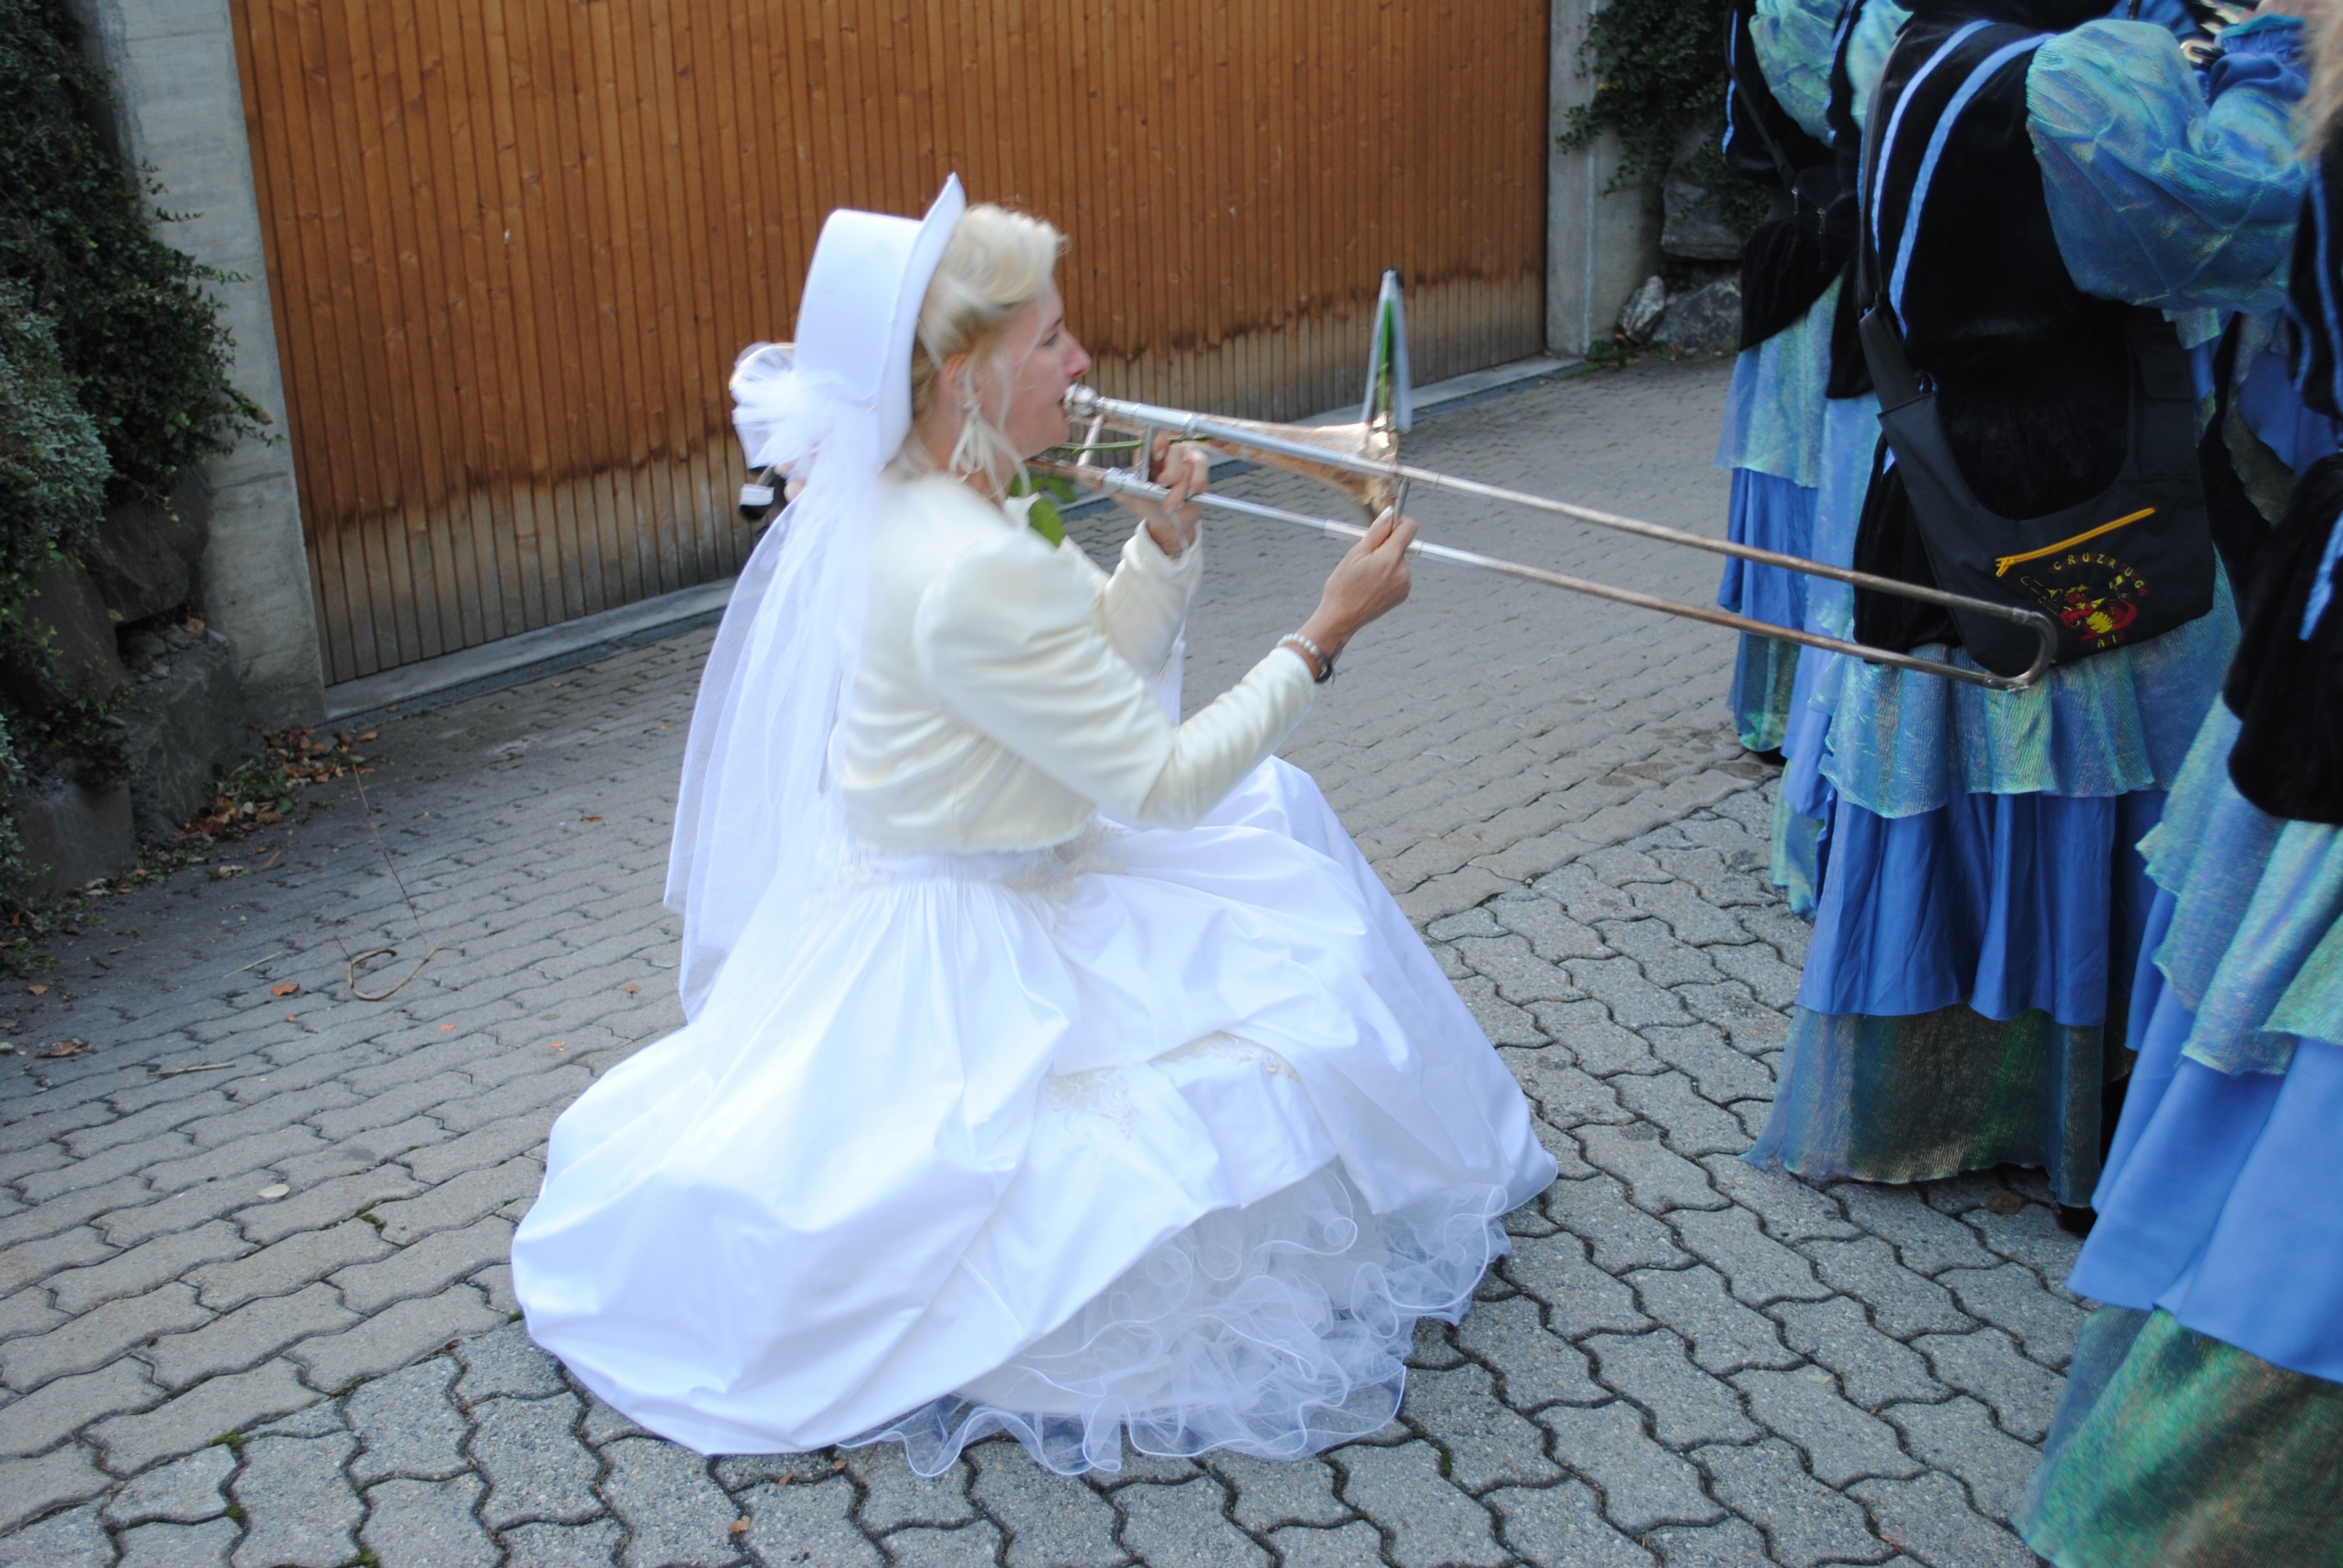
left=666, top=177, right=967, bottom=1017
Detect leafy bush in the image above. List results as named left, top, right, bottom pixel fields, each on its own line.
left=0, top=0, right=259, bottom=504
left=1557, top=0, right=1735, bottom=194
left=0, top=0, right=253, bottom=903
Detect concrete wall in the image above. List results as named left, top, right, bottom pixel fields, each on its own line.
left=62, top=0, right=324, bottom=725
left=1548, top=0, right=1664, bottom=357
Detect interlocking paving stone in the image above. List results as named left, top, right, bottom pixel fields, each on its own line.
left=0, top=1357, right=162, bottom=1457
left=1910, top=1329, right=2064, bottom=1442
left=1114, top=1477, right=1268, bottom=1568
left=1628, top=1266, right=1800, bottom=1376
left=0, top=1445, right=112, bottom=1532
left=1453, top=1292, right=1609, bottom=1409
left=348, top=1357, right=469, bottom=1483
left=184, top=1220, right=391, bottom=1312
left=1334, top=1441, right=1506, bottom=1568
left=1204, top=1453, right=1351, bottom=1531
left=1264, top=1520, right=1388, bottom=1568
left=1879, top=1397, right=2042, bottom=1524
left=1937, top=1266, right=2087, bottom=1370
left=968, top=1439, right=1128, bottom=1566
left=1771, top=1300, right=1948, bottom=1413
left=1588, top=1330, right=1760, bottom=1447
left=144, top=1281, right=358, bottom=1389
left=0, top=1503, right=111, bottom=1568
left=362, top=1474, right=500, bottom=1568
left=1695, top=1439, right=1890, bottom=1568
left=87, top=1358, right=322, bottom=1474
left=1488, top=1480, right=1657, bottom=1566
left=1734, top=1368, right=1923, bottom=1488
left=2, top=1283, right=212, bottom=1393
left=100, top=1443, right=236, bottom=1527
left=230, top=1431, right=363, bottom=1568
left=1849, top=1473, right=2039, bottom=1567
left=1538, top=1403, right=1724, bottom=1533
left=1400, top=1361, right=1561, bottom=1490
left=473, top=1394, right=602, bottom=1528
left=0, top=362, right=2102, bottom=1564
left=118, top=1518, right=238, bottom=1568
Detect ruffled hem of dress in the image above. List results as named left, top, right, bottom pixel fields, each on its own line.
left=1717, top=469, right=1816, bottom=633
left=1713, top=281, right=1835, bottom=486
left=847, top=1161, right=1512, bottom=1476
left=1814, top=569, right=2237, bottom=818
left=1744, top=1004, right=2109, bottom=1203
left=1793, top=788, right=2163, bottom=1028
left=2019, top=1307, right=2343, bottom=1568
left=2136, top=704, right=2343, bottom=1075
left=2072, top=921, right=2343, bottom=1381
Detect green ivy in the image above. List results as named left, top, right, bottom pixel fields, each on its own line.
left=0, top=0, right=250, bottom=902
left=0, top=0, right=259, bottom=505
left=1557, top=0, right=1735, bottom=195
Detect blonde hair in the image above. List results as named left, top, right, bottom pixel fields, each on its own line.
left=2306, top=9, right=2343, bottom=158
left=905, top=204, right=1065, bottom=494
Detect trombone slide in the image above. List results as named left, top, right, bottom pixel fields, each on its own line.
left=1054, top=385, right=2056, bottom=693
left=1034, top=457, right=2055, bottom=693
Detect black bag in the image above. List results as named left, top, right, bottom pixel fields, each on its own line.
left=1858, top=301, right=2216, bottom=677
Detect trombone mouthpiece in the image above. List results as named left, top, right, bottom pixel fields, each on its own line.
left=1064, top=385, right=1103, bottom=418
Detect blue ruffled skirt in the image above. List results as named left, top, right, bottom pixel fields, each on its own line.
left=1746, top=787, right=2162, bottom=1203
left=1768, top=394, right=1879, bottom=911
left=2068, top=707, right=2343, bottom=1381
left=1717, top=469, right=1815, bottom=752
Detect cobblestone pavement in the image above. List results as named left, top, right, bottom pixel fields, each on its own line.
left=0, top=358, right=2075, bottom=1567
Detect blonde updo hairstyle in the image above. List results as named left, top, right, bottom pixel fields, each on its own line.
left=905, top=203, right=1065, bottom=496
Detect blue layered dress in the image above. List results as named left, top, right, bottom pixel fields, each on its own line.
left=1746, top=15, right=2306, bottom=1204
left=2017, top=119, right=2343, bottom=1566
left=1768, top=0, right=1910, bottom=913
left=1715, top=0, right=1848, bottom=754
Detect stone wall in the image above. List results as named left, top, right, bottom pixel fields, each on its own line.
left=60, top=0, right=323, bottom=728
left=1548, top=0, right=1666, bottom=358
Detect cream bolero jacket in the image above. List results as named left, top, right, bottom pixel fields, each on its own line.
left=836, top=472, right=1317, bottom=853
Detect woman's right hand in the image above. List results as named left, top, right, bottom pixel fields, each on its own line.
left=1296, top=507, right=1417, bottom=667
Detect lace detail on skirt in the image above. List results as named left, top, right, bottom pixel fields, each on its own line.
left=848, top=1161, right=1513, bottom=1476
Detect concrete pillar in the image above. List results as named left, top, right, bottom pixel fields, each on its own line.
left=1548, top=0, right=1665, bottom=357
left=62, top=0, right=324, bottom=725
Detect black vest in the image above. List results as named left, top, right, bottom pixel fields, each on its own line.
left=1850, top=12, right=2140, bottom=649
left=1728, top=0, right=1849, bottom=349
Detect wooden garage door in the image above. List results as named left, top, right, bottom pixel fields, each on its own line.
left=230, top=0, right=1551, bottom=683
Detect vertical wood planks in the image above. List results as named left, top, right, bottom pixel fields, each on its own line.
left=230, top=0, right=1552, bottom=682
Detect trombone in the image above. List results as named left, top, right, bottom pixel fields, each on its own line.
left=1036, top=383, right=2057, bottom=693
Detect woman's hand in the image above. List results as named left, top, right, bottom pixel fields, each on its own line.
left=1294, top=507, right=1417, bottom=670
left=1112, top=437, right=1207, bottom=556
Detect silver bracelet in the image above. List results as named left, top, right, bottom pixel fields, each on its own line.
left=1279, top=631, right=1336, bottom=683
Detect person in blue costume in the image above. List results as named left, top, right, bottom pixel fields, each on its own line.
left=2021, top=55, right=2343, bottom=1553
left=1714, top=0, right=1850, bottom=758
left=1765, top=0, right=1910, bottom=914
left=1743, top=0, right=2309, bottom=1214
left=1769, top=0, right=2206, bottom=917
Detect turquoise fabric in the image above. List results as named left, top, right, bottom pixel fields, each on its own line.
left=2141, top=704, right=2343, bottom=1076
left=2027, top=18, right=2306, bottom=318
left=1815, top=572, right=2237, bottom=818
left=1717, top=281, right=1838, bottom=486
left=1749, top=0, right=1843, bottom=141
left=1845, top=0, right=1913, bottom=124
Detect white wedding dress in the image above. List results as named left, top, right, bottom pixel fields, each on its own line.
left=512, top=472, right=1556, bottom=1474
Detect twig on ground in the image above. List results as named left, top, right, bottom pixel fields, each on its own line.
left=346, top=768, right=440, bottom=1002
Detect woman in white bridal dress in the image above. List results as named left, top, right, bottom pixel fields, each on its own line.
left=509, top=176, right=1557, bottom=1476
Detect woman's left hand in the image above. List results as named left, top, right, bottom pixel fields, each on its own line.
left=1117, top=437, right=1206, bottom=556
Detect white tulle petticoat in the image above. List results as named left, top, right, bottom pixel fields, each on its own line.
left=510, top=759, right=1555, bottom=1474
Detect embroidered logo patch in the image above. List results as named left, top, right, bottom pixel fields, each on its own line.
left=2019, top=551, right=2148, bottom=647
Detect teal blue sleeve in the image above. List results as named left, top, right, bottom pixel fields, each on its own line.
left=1750, top=0, right=1844, bottom=141
left=1846, top=0, right=1913, bottom=127
left=2026, top=18, right=2306, bottom=315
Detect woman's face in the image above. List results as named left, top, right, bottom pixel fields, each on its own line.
left=975, top=282, right=1092, bottom=458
